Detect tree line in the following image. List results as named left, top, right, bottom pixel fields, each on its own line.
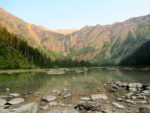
left=0, top=27, right=94, bottom=68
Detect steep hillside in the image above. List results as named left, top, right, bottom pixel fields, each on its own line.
left=0, top=27, right=92, bottom=69
left=119, top=41, right=150, bottom=66
left=0, top=8, right=150, bottom=65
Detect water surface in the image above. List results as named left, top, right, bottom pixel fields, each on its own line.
left=0, top=70, right=150, bottom=95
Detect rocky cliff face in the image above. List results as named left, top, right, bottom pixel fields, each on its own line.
left=0, top=8, right=150, bottom=64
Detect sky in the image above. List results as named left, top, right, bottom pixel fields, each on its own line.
left=0, top=0, right=150, bottom=30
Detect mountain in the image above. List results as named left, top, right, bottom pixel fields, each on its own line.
left=0, top=8, right=150, bottom=65
left=0, top=27, right=91, bottom=69
left=119, top=41, right=150, bottom=66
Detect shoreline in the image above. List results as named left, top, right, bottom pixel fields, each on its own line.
left=0, top=66, right=150, bottom=74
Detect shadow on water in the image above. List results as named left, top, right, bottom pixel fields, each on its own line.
left=0, top=70, right=150, bottom=94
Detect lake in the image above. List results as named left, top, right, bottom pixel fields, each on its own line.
left=0, top=69, right=150, bottom=95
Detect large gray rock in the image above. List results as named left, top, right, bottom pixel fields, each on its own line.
left=42, top=95, right=56, bottom=102
left=8, top=98, right=24, bottom=105
left=0, top=107, right=10, bottom=113
left=91, top=94, right=108, bottom=100
left=139, top=105, right=150, bottom=113
left=12, top=102, right=38, bottom=113
left=75, top=101, right=101, bottom=111
left=0, top=98, right=7, bottom=106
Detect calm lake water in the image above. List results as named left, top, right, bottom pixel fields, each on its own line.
left=0, top=70, right=150, bottom=95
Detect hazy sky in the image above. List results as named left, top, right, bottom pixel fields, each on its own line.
left=0, top=0, right=150, bottom=29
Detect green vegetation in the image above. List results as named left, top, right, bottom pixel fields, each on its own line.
left=0, top=27, right=93, bottom=69
left=69, top=46, right=95, bottom=57
left=119, top=41, right=150, bottom=66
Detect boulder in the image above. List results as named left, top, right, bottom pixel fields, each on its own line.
left=142, top=90, right=150, bottom=96
left=75, top=101, right=101, bottom=111
left=52, top=90, right=60, bottom=95
left=112, top=102, right=125, bottom=109
left=0, top=107, right=9, bottom=113
left=8, top=98, right=24, bottom=105
left=10, top=93, right=20, bottom=97
left=42, top=95, right=56, bottom=102
left=115, top=81, right=123, bottom=87
left=91, top=94, right=108, bottom=100
left=13, top=102, right=38, bottom=113
left=139, top=106, right=150, bottom=113
left=0, top=98, right=7, bottom=106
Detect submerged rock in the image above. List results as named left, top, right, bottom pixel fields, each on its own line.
left=8, top=98, right=24, bottom=105
left=91, top=94, right=108, bottom=100
left=42, top=95, right=56, bottom=102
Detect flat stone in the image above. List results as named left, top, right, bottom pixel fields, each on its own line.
left=136, top=101, right=147, bottom=104
left=142, top=90, right=150, bottom=96
left=91, top=94, right=108, bottom=100
left=139, top=105, right=150, bottom=113
left=80, top=97, right=91, bottom=101
left=13, top=102, right=38, bottom=113
left=125, top=100, right=136, bottom=105
left=10, top=93, right=20, bottom=97
left=52, top=90, right=60, bottom=95
left=42, top=95, right=56, bottom=102
left=8, top=98, right=24, bottom=105
left=117, top=98, right=123, bottom=102
left=115, top=81, right=123, bottom=87
left=58, top=102, right=65, bottom=107
left=46, top=109, right=79, bottom=113
left=146, top=86, right=150, bottom=90
left=49, top=101, right=58, bottom=106
left=125, top=92, right=134, bottom=99
left=63, top=94, right=71, bottom=98
left=112, top=102, right=124, bottom=109
left=62, top=109, right=79, bottom=113
left=129, top=87, right=137, bottom=92
left=0, top=98, right=7, bottom=106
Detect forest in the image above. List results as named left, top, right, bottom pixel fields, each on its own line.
left=0, top=27, right=93, bottom=69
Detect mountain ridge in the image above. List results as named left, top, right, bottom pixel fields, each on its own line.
left=0, top=8, right=150, bottom=65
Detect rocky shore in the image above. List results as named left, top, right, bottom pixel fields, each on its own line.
left=0, top=81, right=149, bottom=113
